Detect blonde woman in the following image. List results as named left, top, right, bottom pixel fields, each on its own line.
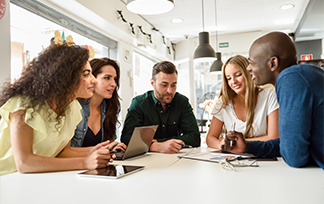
left=206, top=55, right=279, bottom=149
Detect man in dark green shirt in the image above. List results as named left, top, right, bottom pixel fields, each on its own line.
left=121, top=61, right=200, bottom=153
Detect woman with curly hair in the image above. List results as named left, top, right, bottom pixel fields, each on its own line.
left=71, top=58, right=126, bottom=151
left=0, top=44, right=114, bottom=176
left=206, top=55, right=279, bottom=149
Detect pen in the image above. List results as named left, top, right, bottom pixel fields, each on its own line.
left=230, top=122, right=236, bottom=147
left=109, top=143, right=118, bottom=151
left=231, top=122, right=236, bottom=132
left=181, top=144, right=193, bottom=148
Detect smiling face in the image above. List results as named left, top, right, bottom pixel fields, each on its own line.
left=93, top=65, right=117, bottom=100
left=247, top=42, right=276, bottom=86
left=225, top=63, right=246, bottom=96
left=151, top=72, right=178, bottom=105
left=74, top=61, right=96, bottom=99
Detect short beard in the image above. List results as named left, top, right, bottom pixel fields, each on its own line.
left=155, top=89, right=166, bottom=104
left=154, top=85, right=173, bottom=104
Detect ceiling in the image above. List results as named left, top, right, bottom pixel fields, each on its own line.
left=122, top=0, right=324, bottom=44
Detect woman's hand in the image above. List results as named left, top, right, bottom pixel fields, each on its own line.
left=84, top=142, right=114, bottom=169
left=88, top=140, right=110, bottom=155
left=111, top=142, right=127, bottom=152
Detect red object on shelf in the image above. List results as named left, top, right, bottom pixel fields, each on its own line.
left=0, top=0, right=6, bottom=19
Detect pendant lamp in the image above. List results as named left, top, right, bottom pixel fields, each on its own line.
left=127, top=0, right=174, bottom=15
left=193, top=0, right=216, bottom=61
left=210, top=0, right=223, bottom=72
left=210, top=52, right=223, bottom=72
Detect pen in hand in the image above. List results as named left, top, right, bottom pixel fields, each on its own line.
left=223, top=122, right=237, bottom=151
left=181, top=144, right=193, bottom=148
left=231, top=122, right=236, bottom=132
left=230, top=122, right=236, bottom=147
left=108, top=143, right=118, bottom=151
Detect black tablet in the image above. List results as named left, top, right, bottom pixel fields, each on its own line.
left=78, top=165, right=145, bottom=179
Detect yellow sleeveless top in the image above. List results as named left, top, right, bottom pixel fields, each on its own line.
left=0, top=97, right=82, bottom=176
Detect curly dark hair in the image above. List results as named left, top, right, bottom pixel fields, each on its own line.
left=89, top=58, right=121, bottom=142
left=0, top=44, right=89, bottom=127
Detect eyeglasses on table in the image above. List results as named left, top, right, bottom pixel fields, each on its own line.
left=219, top=156, right=259, bottom=171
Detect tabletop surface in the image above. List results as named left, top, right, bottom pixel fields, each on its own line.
left=1, top=147, right=323, bottom=204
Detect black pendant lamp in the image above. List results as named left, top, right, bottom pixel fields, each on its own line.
left=193, top=0, right=216, bottom=61
left=210, top=52, right=223, bottom=72
left=210, top=0, right=223, bottom=72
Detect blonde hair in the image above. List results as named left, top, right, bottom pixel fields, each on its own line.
left=217, top=55, right=262, bottom=137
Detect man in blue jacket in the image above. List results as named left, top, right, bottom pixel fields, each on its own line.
left=225, top=32, right=324, bottom=169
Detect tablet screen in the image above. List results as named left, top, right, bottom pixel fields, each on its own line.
left=78, top=165, right=144, bottom=179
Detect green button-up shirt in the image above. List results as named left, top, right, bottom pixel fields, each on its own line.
left=121, top=91, right=200, bottom=147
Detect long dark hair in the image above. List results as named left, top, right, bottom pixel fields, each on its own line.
left=0, top=44, right=89, bottom=127
left=89, top=58, right=121, bottom=142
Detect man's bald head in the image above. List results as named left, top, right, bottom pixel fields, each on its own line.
left=253, top=32, right=297, bottom=70
left=248, top=32, right=298, bottom=85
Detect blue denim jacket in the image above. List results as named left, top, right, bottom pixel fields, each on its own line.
left=71, top=100, right=108, bottom=147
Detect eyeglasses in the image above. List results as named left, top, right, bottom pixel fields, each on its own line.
left=219, top=156, right=259, bottom=171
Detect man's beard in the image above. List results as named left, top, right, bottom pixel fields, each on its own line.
left=154, top=87, right=174, bottom=104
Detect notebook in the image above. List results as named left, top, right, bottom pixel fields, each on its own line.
left=114, top=125, right=158, bottom=160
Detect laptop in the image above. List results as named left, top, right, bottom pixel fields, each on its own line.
left=114, top=125, right=158, bottom=160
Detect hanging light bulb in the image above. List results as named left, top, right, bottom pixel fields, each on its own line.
left=193, top=0, right=216, bottom=62
left=210, top=52, right=223, bottom=72
left=194, top=32, right=216, bottom=61
left=210, top=0, right=223, bottom=72
left=127, top=0, right=174, bottom=15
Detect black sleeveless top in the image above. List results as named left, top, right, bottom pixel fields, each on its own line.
left=82, top=127, right=102, bottom=147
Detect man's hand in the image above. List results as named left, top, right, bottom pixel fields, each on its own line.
left=222, top=131, right=249, bottom=154
left=150, top=139, right=185, bottom=154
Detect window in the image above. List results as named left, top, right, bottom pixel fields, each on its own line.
left=10, top=2, right=114, bottom=81
left=194, top=60, right=222, bottom=132
left=133, top=52, right=155, bottom=96
left=175, top=60, right=191, bottom=99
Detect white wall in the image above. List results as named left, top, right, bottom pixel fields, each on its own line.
left=117, top=41, right=134, bottom=124
left=0, top=0, right=11, bottom=91
left=175, top=31, right=268, bottom=61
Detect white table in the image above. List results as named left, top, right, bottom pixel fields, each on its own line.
left=1, top=147, right=323, bottom=204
